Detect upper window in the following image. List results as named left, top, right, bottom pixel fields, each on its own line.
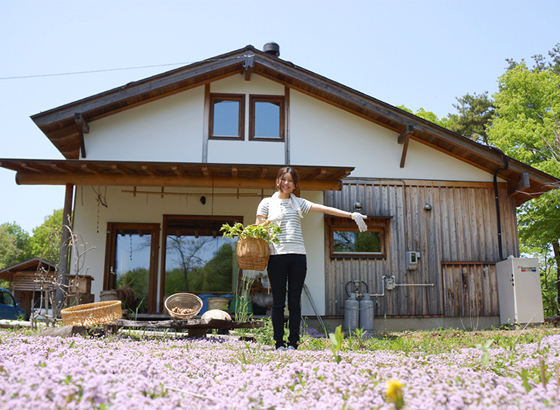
left=249, top=95, right=285, bottom=141
left=209, top=94, right=245, bottom=140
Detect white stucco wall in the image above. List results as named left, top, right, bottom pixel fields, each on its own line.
left=71, top=185, right=325, bottom=315
left=289, top=90, right=498, bottom=182
left=83, top=86, right=205, bottom=162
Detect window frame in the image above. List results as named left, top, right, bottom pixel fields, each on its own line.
left=209, top=93, right=246, bottom=140
left=249, top=94, right=285, bottom=141
left=326, top=216, right=390, bottom=259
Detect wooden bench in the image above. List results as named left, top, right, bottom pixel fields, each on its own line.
left=114, top=318, right=264, bottom=337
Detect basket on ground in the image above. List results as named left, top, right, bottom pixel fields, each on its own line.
left=61, top=300, right=122, bottom=327
left=165, top=293, right=203, bottom=319
left=237, top=237, right=269, bottom=271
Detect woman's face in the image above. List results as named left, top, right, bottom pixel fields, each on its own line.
left=277, top=172, right=296, bottom=194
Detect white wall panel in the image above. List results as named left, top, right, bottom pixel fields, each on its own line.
left=84, top=86, right=204, bottom=162
left=290, top=91, right=498, bottom=182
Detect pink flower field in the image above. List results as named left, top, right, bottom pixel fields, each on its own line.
left=1, top=329, right=560, bottom=409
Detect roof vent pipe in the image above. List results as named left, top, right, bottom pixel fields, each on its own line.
left=263, top=42, right=280, bottom=57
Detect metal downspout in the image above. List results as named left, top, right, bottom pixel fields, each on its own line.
left=489, top=147, right=509, bottom=261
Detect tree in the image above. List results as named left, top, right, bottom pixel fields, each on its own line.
left=0, top=222, right=31, bottom=270
left=446, top=92, right=495, bottom=145
left=29, top=209, right=63, bottom=265
left=487, top=50, right=560, bottom=311
left=397, top=106, right=451, bottom=128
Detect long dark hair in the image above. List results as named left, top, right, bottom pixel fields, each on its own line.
left=276, top=167, right=299, bottom=190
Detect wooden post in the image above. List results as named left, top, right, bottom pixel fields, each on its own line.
left=56, top=183, right=74, bottom=309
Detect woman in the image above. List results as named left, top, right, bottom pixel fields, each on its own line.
left=256, top=167, right=367, bottom=351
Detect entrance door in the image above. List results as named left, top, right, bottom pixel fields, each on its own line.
left=104, top=223, right=160, bottom=314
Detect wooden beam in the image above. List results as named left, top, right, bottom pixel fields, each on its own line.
left=171, top=165, right=185, bottom=177
left=243, top=54, right=255, bottom=81
left=306, top=168, right=327, bottom=180
left=141, top=164, right=160, bottom=176
left=80, top=163, right=102, bottom=174
left=400, top=134, right=411, bottom=168
left=259, top=167, right=268, bottom=178
left=201, top=166, right=210, bottom=177
left=231, top=166, right=238, bottom=178
left=331, top=169, right=353, bottom=180
left=15, top=172, right=344, bottom=191
left=508, top=172, right=530, bottom=196
left=398, top=125, right=414, bottom=144
left=50, top=163, right=71, bottom=173
left=21, top=162, right=43, bottom=172
left=74, top=113, right=88, bottom=159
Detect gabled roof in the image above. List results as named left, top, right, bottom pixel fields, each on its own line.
left=0, top=258, right=57, bottom=281
left=15, top=44, right=560, bottom=205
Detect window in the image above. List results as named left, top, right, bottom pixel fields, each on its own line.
left=161, top=215, right=242, bottom=303
left=209, top=94, right=245, bottom=140
left=249, top=95, right=285, bottom=141
left=327, top=216, right=390, bottom=259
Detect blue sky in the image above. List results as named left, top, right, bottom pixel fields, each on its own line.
left=0, top=0, right=558, bottom=233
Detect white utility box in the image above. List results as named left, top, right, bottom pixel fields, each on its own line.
left=496, top=257, right=544, bottom=325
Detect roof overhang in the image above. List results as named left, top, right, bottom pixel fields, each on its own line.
left=24, top=44, right=560, bottom=206
left=0, top=258, right=57, bottom=282
left=0, top=160, right=352, bottom=191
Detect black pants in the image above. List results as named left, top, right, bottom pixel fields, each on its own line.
left=267, top=254, right=307, bottom=349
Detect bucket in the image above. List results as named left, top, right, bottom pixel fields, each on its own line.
left=208, top=297, right=231, bottom=311
left=237, top=238, right=269, bottom=271
left=198, top=293, right=216, bottom=315
left=100, top=290, right=119, bottom=302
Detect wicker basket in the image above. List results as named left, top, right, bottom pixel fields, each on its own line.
left=61, top=300, right=122, bottom=327
left=237, top=237, right=270, bottom=271
left=165, top=293, right=203, bottom=319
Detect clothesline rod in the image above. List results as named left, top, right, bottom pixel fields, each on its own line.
left=121, top=189, right=273, bottom=198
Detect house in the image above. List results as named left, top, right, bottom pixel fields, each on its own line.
left=0, top=258, right=57, bottom=318
left=1, top=43, right=558, bottom=330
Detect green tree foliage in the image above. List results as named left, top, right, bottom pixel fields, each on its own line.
left=29, top=209, right=63, bottom=265
left=0, top=222, right=31, bottom=270
left=487, top=46, right=560, bottom=310
left=397, top=105, right=451, bottom=128
left=446, top=92, right=495, bottom=145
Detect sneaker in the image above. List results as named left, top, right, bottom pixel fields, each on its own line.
left=276, top=346, right=287, bottom=351
left=287, top=346, right=296, bottom=351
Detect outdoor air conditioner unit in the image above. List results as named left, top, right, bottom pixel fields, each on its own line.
left=496, top=257, right=544, bottom=325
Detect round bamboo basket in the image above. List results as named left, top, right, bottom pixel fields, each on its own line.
left=165, top=293, right=203, bottom=319
left=237, top=237, right=270, bottom=271
left=61, top=300, right=122, bottom=327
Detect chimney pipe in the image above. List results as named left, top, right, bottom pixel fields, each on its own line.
left=263, top=42, right=280, bottom=57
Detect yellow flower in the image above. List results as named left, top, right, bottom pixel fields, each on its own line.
left=386, top=379, right=405, bottom=409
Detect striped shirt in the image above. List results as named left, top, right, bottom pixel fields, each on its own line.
left=257, top=196, right=313, bottom=255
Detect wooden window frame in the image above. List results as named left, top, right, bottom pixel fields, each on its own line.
left=209, top=93, right=245, bottom=140
left=326, top=216, right=390, bottom=259
left=103, top=222, right=160, bottom=313
left=249, top=95, right=285, bottom=141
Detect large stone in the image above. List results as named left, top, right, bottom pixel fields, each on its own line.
left=39, top=326, right=87, bottom=337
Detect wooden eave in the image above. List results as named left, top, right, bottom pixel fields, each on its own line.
left=0, top=160, right=352, bottom=191
left=0, top=258, right=57, bottom=282
left=28, top=45, right=560, bottom=206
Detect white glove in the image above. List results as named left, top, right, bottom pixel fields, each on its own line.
left=351, top=212, right=367, bottom=232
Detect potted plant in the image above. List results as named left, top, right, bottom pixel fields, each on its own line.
left=220, top=222, right=282, bottom=271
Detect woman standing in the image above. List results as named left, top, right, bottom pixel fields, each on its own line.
left=256, top=167, right=367, bottom=351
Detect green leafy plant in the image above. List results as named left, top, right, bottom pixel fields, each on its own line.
left=220, top=222, right=282, bottom=245
left=329, top=325, right=344, bottom=363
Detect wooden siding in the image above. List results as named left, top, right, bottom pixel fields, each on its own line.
left=324, top=180, right=518, bottom=317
